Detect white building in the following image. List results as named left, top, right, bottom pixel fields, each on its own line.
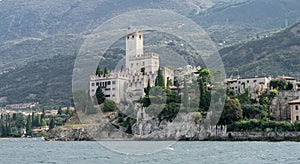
left=225, top=76, right=272, bottom=98
left=90, top=31, right=173, bottom=103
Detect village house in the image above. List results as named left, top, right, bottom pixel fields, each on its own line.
left=289, top=98, right=300, bottom=123
left=224, top=76, right=272, bottom=99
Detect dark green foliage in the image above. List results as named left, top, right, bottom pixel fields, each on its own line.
left=141, top=67, right=145, bottom=75
left=218, top=98, right=243, bottom=125
left=58, top=107, right=63, bottom=115
left=155, top=68, right=165, bottom=88
left=287, top=82, right=294, bottom=90
left=294, top=121, right=300, bottom=131
left=26, top=115, right=32, bottom=136
left=95, top=87, right=105, bottom=105
left=237, top=89, right=250, bottom=104
left=96, top=66, right=103, bottom=76
left=104, top=67, right=109, bottom=76
left=242, top=104, right=268, bottom=119
left=228, top=120, right=295, bottom=132
left=196, top=68, right=212, bottom=111
left=49, top=117, right=55, bottom=130
left=102, top=100, right=117, bottom=112
left=270, top=79, right=289, bottom=90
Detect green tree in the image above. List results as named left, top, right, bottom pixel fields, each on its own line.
left=270, top=78, right=288, bottom=90
left=95, top=86, right=106, bottom=104
left=218, top=98, right=243, bottom=125
left=102, top=100, right=117, bottom=112
left=58, top=107, right=63, bottom=115
left=49, top=117, right=55, bottom=130
left=104, top=67, right=109, bottom=76
left=15, top=113, right=25, bottom=129
left=26, top=115, right=32, bottom=136
left=31, top=112, right=35, bottom=127
left=142, top=79, right=151, bottom=107
left=196, top=68, right=212, bottom=111
left=155, top=68, right=165, bottom=88
left=96, top=66, right=103, bottom=76
left=41, top=119, right=47, bottom=127
left=141, top=67, right=145, bottom=75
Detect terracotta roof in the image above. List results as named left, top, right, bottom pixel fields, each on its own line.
left=289, top=99, right=300, bottom=104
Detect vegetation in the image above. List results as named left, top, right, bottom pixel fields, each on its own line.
left=102, top=100, right=117, bottom=112
left=0, top=108, right=73, bottom=137
left=95, top=87, right=106, bottom=105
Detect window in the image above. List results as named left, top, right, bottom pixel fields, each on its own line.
left=112, top=88, right=115, bottom=90
left=91, top=89, right=94, bottom=92
left=247, top=80, right=249, bottom=83
left=296, top=116, right=299, bottom=121
left=108, top=81, right=111, bottom=85
left=112, top=81, right=116, bottom=85
left=142, top=62, right=145, bottom=66
left=139, top=35, right=142, bottom=39
left=296, top=106, right=299, bottom=110
left=105, top=95, right=110, bottom=97
left=105, top=88, right=111, bottom=91
left=254, top=80, right=257, bottom=83
left=96, top=82, right=99, bottom=86
left=91, top=83, right=95, bottom=86
left=132, top=35, right=134, bottom=39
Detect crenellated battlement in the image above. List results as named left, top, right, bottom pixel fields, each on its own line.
left=129, top=52, right=159, bottom=61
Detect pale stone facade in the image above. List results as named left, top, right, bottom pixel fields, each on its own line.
left=90, top=31, right=173, bottom=103
left=225, top=76, right=272, bottom=99
left=289, top=99, right=300, bottom=123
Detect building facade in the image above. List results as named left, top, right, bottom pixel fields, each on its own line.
left=289, top=99, right=300, bottom=123
left=225, top=76, right=272, bottom=99
left=90, top=31, right=173, bottom=103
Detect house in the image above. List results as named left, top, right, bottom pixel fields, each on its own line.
left=289, top=98, right=300, bottom=123
left=224, top=76, right=272, bottom=99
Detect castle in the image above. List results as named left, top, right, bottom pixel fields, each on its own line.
left=89, top=31, right=174, bottom=103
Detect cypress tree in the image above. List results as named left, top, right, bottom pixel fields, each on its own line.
left=104, top=67, right=109, bottom=76
left=26, top=115, right=32, bottom=136
left=49, top=117, right=55, bottom=130
left=96, top=66, right=103, bottom=76
left=95, top=86, right=106, bottom=104
left=155, top=68, right=165, bottom=88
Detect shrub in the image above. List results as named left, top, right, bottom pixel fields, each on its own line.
left=102, top=100, right=117, bottom=112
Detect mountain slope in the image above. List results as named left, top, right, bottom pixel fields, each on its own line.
left=1, top=0, right=300, bottom=73
left=221, top=22, right=300, bottom=79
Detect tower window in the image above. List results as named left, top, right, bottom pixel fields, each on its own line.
left=296, top=106, right=299, bottom=110
left=296, top=116, right=299, bottom=121
left=139, top=35, right=142, bottom=39
left=132, top=35, right=134, bottom=39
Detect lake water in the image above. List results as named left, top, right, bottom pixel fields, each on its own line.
left=0, top=139, right=300, bottom=164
